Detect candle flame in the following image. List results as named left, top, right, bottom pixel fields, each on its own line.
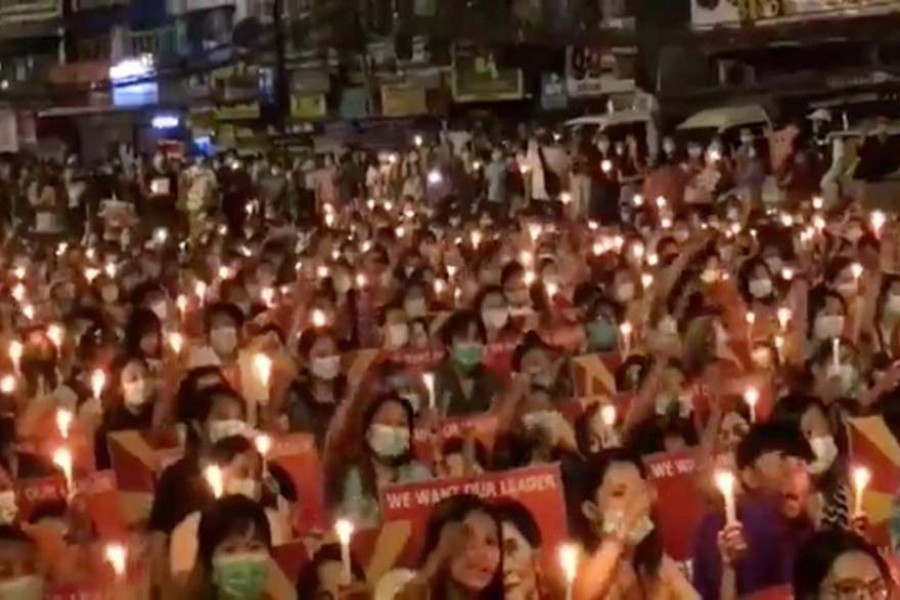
left=105, top=543, right=127, bottom=578
left=558, top=543, right=579, bottom=582
left=335, top=518, right=355, bottom=545
left=56, top=408, right=73, bottom=439
left=600, top=404, right=617, bottom=427
left=47, top=324, right=64, bottom=349
left=91, top=369, right=106, bottom=399
left=204, top=465, right=224, bottom=498
left=168, top=332, right=184, bottom=355
left=255, top=433, right=272, bottom=457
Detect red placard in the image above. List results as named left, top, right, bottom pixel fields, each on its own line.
left=16, top=470, right=125, bottom=538
left=644, top=448, right=708, bottom=562
left=411, top=414, right=499, bottom=468
left=107, top=428, right=184, bottom=494
left=268, top=433, right=326, bottom=533
left=380, top=465, right=568, bottom=568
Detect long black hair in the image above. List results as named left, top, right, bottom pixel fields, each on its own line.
left=577, top=448, right=664, bottom=579
left=419, top=494, right=504, bottom=600
left=793, top=529, right=892, bottom=600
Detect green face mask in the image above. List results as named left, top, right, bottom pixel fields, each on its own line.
left=451, top=343, right=483, bottom=372
left=586, top=320, right=618, bottom=352
left=212, top=551, right=270, bottom=600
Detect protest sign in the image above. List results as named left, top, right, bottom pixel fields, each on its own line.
left=572, top=352, right=619, bottom=398
left=107, top=428, right=184, bottom=494
left=16, top=470, right=125, bottom=538
left=380, top=465, right=567, bottom=567
left=644, top=448, right=708, bottom=563
left=411, top=414, right=499, bottom=468
left=268, top=433, right=326, bottom=532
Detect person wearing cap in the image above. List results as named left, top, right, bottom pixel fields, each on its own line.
left=691, top=422, right=815, bottom=600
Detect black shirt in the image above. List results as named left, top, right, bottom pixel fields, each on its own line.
left=148, top=452, right=215, bottom=535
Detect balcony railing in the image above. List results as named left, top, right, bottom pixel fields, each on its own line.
left=73, top=0, right=127, bottom=10
left=127, top=26, right=179, bottom=60
left=0, top=0, right=60, bottom=21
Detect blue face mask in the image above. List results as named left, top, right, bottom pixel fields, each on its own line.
left=586, top=320, right=618, bottom=352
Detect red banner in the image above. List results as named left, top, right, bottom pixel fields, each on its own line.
left=16, top=470, right=125, bottom=538
left=644, top=449, right=708, bottom=562
left=107, top=428, right=183, bottom=494
left=380, top=465, right=568, bottom=567
left=411, top=414, right=499, bottom=468
left=268, top=433, right=326, bottom=533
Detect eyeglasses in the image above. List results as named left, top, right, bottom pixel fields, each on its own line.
left=825, top=578, right=890, bottom=600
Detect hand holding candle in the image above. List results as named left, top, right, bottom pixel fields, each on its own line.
left=204, top=465, right=224, bottom=498
left=714, top=470, right=738, bottom=525
left=335, top=518, right=355, bottom=585
left=743, top=388, right=759, bottom=423
left=558, top=543, right=579, bottom=600
left=852, top=466, right=871, bottom=516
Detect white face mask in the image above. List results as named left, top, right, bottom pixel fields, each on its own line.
left=748, top=278, right=772, bottom=299
left=225, top=477, right=260, bottom=501
left=122, top=379, right=148, bottom=410
left=808, top=435, right=838, bottom=475
left=367, top=424, right=410, bottom=458
left=210, top=327, right=238, bottom=356
left=885, top=294, right=900, bottom=317
left=403, top=298, right=427, bottom=318
left=310, top=355, right=340, bottom=380
left=208, top=419, right=249, bottom=443
left=602, top=509, right=654, bottom=545
left=814, top=315, right=845, bottom=340
left=0, top=575, right=44, bottom=600
left=836, top=281, right=859, bottom=299
left=481, top=308, right=509, bottom=330
left=616, top=283, right=636, bottom=303
left=385, top=324, right=410, bottom=348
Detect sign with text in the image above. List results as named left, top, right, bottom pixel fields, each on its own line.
left=690, top=0, right=900, bottom=29
left=565, top=47, right=637, bottom=98
left=452, top=48, right=523, bottom=103
left=380, top=465, right=567, bottom=567
left=644, top=448, right=708, bottom=562
left=411, top=414, right=499, bottom=468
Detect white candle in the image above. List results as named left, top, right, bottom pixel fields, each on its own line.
left=558, top=543, right=579, bottom=600
left=91, top=369, right=106, bottom=401
left=168, top=332, right=184, bottom=355
left=8, top=341, right=22, bottom=374
left=714, top=470, right=737, bottom=525
left=852, top=466, right=871, bottom=516
left=871, top=210, right=886, bottom=236
left=255, top=433, right=272, bottom=473
left=600, top=405, right=619, bottom=448
left=56, top=408, right=73, bottom=440
left=53, top=447, right=73, bottom=496
left=105, top=542, right=127, bottom=580
left=776, top=307, right=791, bottom=332
left=253, top=354, right=273, bottom=403
left=619, top=322, right=633, bottom=356
left=423, top=373, right=435, bottom=411
left=0, top=375, right=15, bottom=395
left=743, top=388, right=759, bottom=423
left=335, top=518, right=355, bottom=584
left=832, top=338, right=841, bottom=369
left=204, top=465, right=224, bottom=498
left=47, top=324, right=64, bottom=352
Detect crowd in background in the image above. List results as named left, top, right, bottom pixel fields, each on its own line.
left=0, top=120, right=894, bottom=600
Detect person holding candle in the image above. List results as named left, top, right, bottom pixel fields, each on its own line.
left=808, top=288, right=849, bottom=349
left=501, top=262, right=535, bottom=319
left=433, top=311, right=502, bottom=418
left=692, top=422, right=815, bottom=600
left=332, top=392, right=431, bottom=528
left=281, top=327, right=345, bottom=448
left=772, top=394, right=852, bottom=531
left=203, top=303, right=244, bottom=369
left=865, top=275, right=900, bottom=360
left=808, top=338, right=862, bottom=404
left=475, top=286, right=522, bottom=375
left=170, top=435, right=290, bottom=584
left=295, top=543, right=367, bottom=600
left=572, top=448, right=698, bottom=599
left=123, top=308, right=164, bottom=374
left=93, top=355, right=160, bottom=469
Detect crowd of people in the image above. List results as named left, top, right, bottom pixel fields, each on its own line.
left=0, top=121, right=896, bottom=600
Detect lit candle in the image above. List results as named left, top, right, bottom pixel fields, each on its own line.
left=105, top=542, right=127, bottom=580
left=11, top=283, right=25, bottom=303
left=91, top=369, right=106, bottom=401
left=47, top=324, right=64, bottom=351
left=22, top=304, right=34, bottom=321
left=13, top=266, right=25, bottom=280
left=204, top=465, right=224, bottom=498
left=646, top=253, right=659, bottom=267
left=168, top=332, right=184, bottom=355
left=176, top=294, right=189, bottom=318
left=253, top=353, right=273, bottom=402
left=470, top=230, right=482, bottom=249
left=601, top=159, right=612, bottom=174
left=9, top=341, right=22, bottom=374
left=851, top=263, right=864, bottom=281
left=746, top=312, right=756, bottom=327
left=311, top=308, right=327, bottom=328
left=546, top=281, right=559, bottom=299
left=832, top=338, right=840, bottom=369
left=218, top=266, right=232, bottom=281
left=524, top=271, right=536, bottom=287
left=871, top=210, right=886, bottom=236
left=781, top=267, right=794, bottom=281
left=714, top=470, right=737, bottom=525
left=53, top=447, right=73, bottom=496
left=528, top=223, right=542, bottom=243
left=255, top=433, right=271, bottom=472
left=0, top=375, right=15, bottom=395
left=558, top=543, right=579, bottom=600
left=852, top=466, right=871, bottom=516
left=560, top=191, right=571, bottom=205
left=423, top=373, right=435, bottom=411
left=812, top=196, right=824, bottom=210
left=433, top=279, right=446, bottom=295
left=317, top=265, right=330, bottom=279
left=777, top=307, right=791, bottom=332
left=335, top=518, right=355, bottom=585
left=744, top=388, right=759, bottom=423
left=261, top=287, right=275, bottom=308
left=355, top=273, right=367, bottom=289
left=194, top=281, right=209, bottom=304
left=600, top=404, right=619, bottom=448
left=641, top=273, right=653, bottom=290
left=384, top=201, right=393, bottom=212
left=56, top=408, right=73, bottom=440
left=619, top=322, right=633, bottom=356
left=104, top=262, right=117, bottom=278
left=324, top=213, right=335, bottom=228
left=774, top=335, right=785, bottom=363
